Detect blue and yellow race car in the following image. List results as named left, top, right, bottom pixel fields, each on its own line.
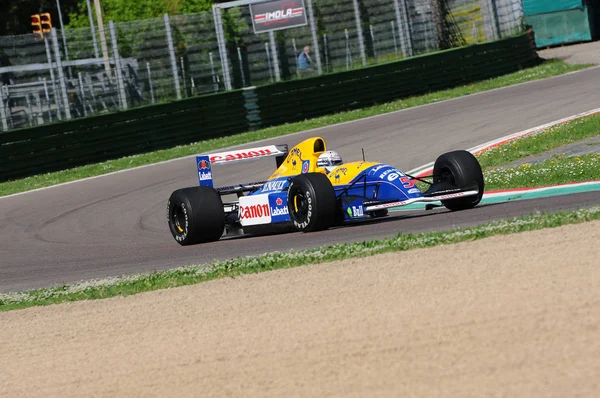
left=167, top=137, right=484, bottom=245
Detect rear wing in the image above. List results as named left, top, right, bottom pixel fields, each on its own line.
left=196, top=144, right=288, bottom=187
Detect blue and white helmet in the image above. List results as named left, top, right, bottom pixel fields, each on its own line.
left=317, top=150, right=343, bottom=173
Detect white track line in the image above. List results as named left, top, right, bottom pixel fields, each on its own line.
left=407, top=107, right=600, bottom=178
left=2, top=66, right=599, bottom=201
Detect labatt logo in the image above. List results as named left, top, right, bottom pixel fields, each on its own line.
left=271, top=197, right=289, bottom=216
left=240, top=203, right=271, bottom=219
left=198, top=171, right=212, bottom=181
left=210, top=149, right=272, bottom=163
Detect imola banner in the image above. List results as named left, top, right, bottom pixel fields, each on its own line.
left=250, top=0, right=308, bottom=33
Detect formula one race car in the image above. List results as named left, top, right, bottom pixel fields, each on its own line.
left=167, top=137, right=484, bottom=245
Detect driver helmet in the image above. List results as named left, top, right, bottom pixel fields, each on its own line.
left=317, top=150, right=343, bottom=173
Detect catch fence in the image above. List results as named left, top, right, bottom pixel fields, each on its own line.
left=0, top=0, right=523, bottom=132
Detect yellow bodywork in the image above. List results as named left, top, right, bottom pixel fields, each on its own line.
left=326, top=161, right=380, bottom=186
left=268, top=137, right=378, bottom=186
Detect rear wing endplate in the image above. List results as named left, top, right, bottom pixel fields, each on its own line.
left=196, top=144, right=288, bottom=187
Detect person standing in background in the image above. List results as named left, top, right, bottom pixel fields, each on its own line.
left=297, top=45, right=314, bottom=76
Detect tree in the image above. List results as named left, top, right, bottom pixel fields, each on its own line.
left=67, top=0, right=214, bottom=27
left=1, top=0, right=80, bottom=35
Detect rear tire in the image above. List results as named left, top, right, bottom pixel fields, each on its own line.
left=167, top=186, right=225, bottom=245
left=433, top=150, right=484, bottom=211
left=287, top=173, right=337, bottom=232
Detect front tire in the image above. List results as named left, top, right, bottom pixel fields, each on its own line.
left=167, top=186, right=225, bottom=245
left=287, top=173, right=337, bottom=232
left=433, top=150, right=484, bottom=211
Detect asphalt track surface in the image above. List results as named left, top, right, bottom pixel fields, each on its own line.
left=2, top=67, right=600, bottom=293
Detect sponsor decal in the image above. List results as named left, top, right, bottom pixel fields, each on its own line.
left=287, top=148, right=303, bottom=162
left=368, top=164, right=386, bottom=175
left=196, top=155, right=213, bottom=186
left=408, top=188, right=421, bottom=194
left=254, top=7, right=304, bottom=25
left=251, top=0, right=308, bottom=33
left=197, top=159, right=210, bottom=170
left=261, top=179, right=287, bottom=192
left=347, top=205, right=364, bottom=218
left=379, top=169, right=393, bottom=179
left=379, top=168, right=405, bottom=179
left=198, top=171, right=212, bottom=181
left=333, top=167, right=348, bottom=183
left=271, top=206, right=289, bottom=216
left=239, top=195, right=272, bottom=226
left=240, top=203, right=271, bottom=219
left=387, top=172, right=400, bottom=182
left=209, top=148, right=272, bottom=163
left=434, top=192, right=471, bottom=200
left=400, top=176, right=415, bottom=188
left=301, top=160, right=310, bottom=174
left=270, top=196, right=289, bottom=217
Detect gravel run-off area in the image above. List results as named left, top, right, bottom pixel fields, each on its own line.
left=1, top=221, right=599, bottom=397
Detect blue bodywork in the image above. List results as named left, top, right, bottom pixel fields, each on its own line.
left=242, top=163, right=424, bottom=224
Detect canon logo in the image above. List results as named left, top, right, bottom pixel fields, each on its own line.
left=240, top=203, right=271, bottom=219
left=210, top=149, right=272, bottom=163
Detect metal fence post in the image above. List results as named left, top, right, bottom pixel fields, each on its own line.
left=237, top=47, right=246, bottom=87
left=78, top=72, right=88, bottom=116
left=292, top=38, right=300, bottom=77
left=305, top=0, right=322, bottom=74
left=268, top=31, right=281, bottom=82
left=393, top=0, right=407, bottom=57
left=369, top=25, right=377, bottom=62
left=146, top=62, right=155, bottom=103
left=400, top=0, right=413, bottom=57
left=51, top=28, right=71, bottom=120
left=93, top=0, right=112, bottom=77
left=351, top=0, right=367, bottom=66
left=265, top=43, right=274, bottom=82
left=109, top=21, right=128, bottom=109
left=212, top=5, right=232, bottom=91
left=0, top=90, right=7, bottom=131
left=163, top=14, right=182, bottom=100
left=345, top=29, right=353, bottom=70
left=55, top=0, right=73, bottom=79
left=209, top=52, right=219, bottom=92
left=180, top=57, right=187, bottom=96
left=391, top=21, right=398, bottom=59
left=34, top=92, right=44, bottom=124
left=44, top=36, right=62, bottom=120
left=85, top=0, right=100, bottom=58
left=43, top=79, right=52, bottom=122
left=323, top=33, right=329, bottom=72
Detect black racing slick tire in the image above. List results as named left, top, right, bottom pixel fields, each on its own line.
left=167, top=186, right=225, bottom=245
left=287, top=173, right=337, bottom=232
left=433, top=150, right=484, bottom=211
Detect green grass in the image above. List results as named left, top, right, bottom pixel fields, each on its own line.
left=485, top=154, right=600, bottom=190
left=1, top=206, right=599, bottom=312
left=478, top=114, right=600, bottom=168
left=0, top=60, right=590, bottom=198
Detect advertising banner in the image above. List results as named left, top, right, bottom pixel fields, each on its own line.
left=250, top=0, right=308, bottom=33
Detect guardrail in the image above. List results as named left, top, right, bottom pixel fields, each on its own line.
left=0, top=31, right=538, bottom=182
